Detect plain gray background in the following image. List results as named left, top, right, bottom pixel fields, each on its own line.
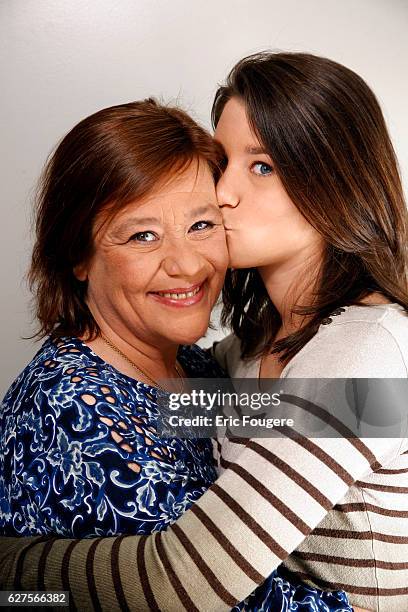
left=1, top=0, right=407, bottom=395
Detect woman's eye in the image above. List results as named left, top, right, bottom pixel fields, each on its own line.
left=189, top=220, right=215, bottom=232
left=251, top=161, right=273, bottom=176
left=129, top=231, right=158, bottom=242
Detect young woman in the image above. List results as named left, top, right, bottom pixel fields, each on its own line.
left=2, top=52, right=406, bottom=611
left=211, top=51, right=408, bottom=612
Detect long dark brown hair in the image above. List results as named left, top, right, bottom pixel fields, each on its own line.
left=29, top=98, right=223, bottom=340
left=212, top=51, right=408, bottom=363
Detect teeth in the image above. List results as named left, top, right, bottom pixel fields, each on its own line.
left=157, top=286, right=201, bottom=299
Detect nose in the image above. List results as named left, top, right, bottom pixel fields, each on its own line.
left=216, top=168, right=240, bottom=209
left=162, top=240, right=207, bottom=279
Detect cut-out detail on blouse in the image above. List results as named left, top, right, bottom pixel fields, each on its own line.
left=0, top=336, right=222, bottom=539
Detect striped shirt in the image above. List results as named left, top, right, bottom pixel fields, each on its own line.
left=1, top=303, right=407, bottom=611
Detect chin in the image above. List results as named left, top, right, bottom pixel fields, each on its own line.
left=171, top=325, right=209, bottom=347
left=229, top=250, right=278, bottom=269
left=229, top=255, right=260, bottom=269
left=226, top=245, right=254, bottom=269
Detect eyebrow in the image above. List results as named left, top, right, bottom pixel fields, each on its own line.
left=189, top=205, right=220, bottom=218
left=113, top=217, right=161, bottom=235
left=113, top=205, right=220, bottom=234
left=245, top=145, right=269, bottom=155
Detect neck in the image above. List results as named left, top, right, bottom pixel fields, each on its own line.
left=83, top=298, right=180, bottom=380
left=258, top=249, right=322, bottom=334
left=99, top=325, right=179, bottom=377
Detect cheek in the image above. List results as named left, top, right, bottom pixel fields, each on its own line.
left=282, top=203, right=320, bottom=247
left=90, top=250, right=154, bottom=295
left=206, top=233, right=229, bottom=272
left=253, top=191, right=310, bottom=237
left=118, top=254, right=160, bottom=294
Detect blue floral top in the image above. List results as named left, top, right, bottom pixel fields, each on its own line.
left=0, top=336, right=222, bottom=538
left=0, top=336, right=353, bottom=611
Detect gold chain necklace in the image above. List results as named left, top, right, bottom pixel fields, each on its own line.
left=100, top=333, right=185, bottom=393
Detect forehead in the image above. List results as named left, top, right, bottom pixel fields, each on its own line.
left=148, top=161, right=216, bottom=203
left=108, top=161, right=218, bottom=227
left=139, top=160, right=214, bottom=203
left=214, top=97, right=259, bottom=148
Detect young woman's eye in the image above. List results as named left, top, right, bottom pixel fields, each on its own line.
left=129, top=231, right=158, bottom=243
left=189, top=220, right=215, bottom=232
left=251, top=161, right=273, bottom=176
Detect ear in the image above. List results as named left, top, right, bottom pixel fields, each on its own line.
left=73, top=262, right=88, bottom=282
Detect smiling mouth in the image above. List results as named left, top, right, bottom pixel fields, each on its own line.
left=150, top=283, right=203, bottom=301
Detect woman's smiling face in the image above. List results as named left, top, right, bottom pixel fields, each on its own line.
left=75, top=160, right=228, bottom=348
left=214, top=97, right=323, bottom=270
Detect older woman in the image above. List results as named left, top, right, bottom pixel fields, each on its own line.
left=0, top=99, right=229, bottom=538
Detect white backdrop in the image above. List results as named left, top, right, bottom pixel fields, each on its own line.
left=1, top=0, right=407, bottom=394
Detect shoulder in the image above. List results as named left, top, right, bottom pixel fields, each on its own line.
left=211, top=334, right=240, bottom=370
left=284, top=304, right=408, bottom=378
left=1, top=337, right=69, bottom=408
left=1, top=336, right=138, bottom=416
left=210, top=334, right=258, bottom=378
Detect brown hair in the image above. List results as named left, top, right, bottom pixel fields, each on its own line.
left=29, top=98, right=223, bottom=339
left=212, top=51, right=408, bottom=362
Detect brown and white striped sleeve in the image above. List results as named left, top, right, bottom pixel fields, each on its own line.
left=0, top=429, right=403, bottom=611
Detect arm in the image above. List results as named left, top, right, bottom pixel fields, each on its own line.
left=1, top=437, right=401, bottom=610
left=1, top=325, right=405, bottom=611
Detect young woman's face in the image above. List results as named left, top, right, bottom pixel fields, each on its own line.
left=75, top=160, right=228, bottom=348
left=214, top=97, right=323, bottom=270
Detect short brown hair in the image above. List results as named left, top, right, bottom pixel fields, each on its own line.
left=29, top=98, right=223, bottom=339
left=212, top=51, right=408, bottom=362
